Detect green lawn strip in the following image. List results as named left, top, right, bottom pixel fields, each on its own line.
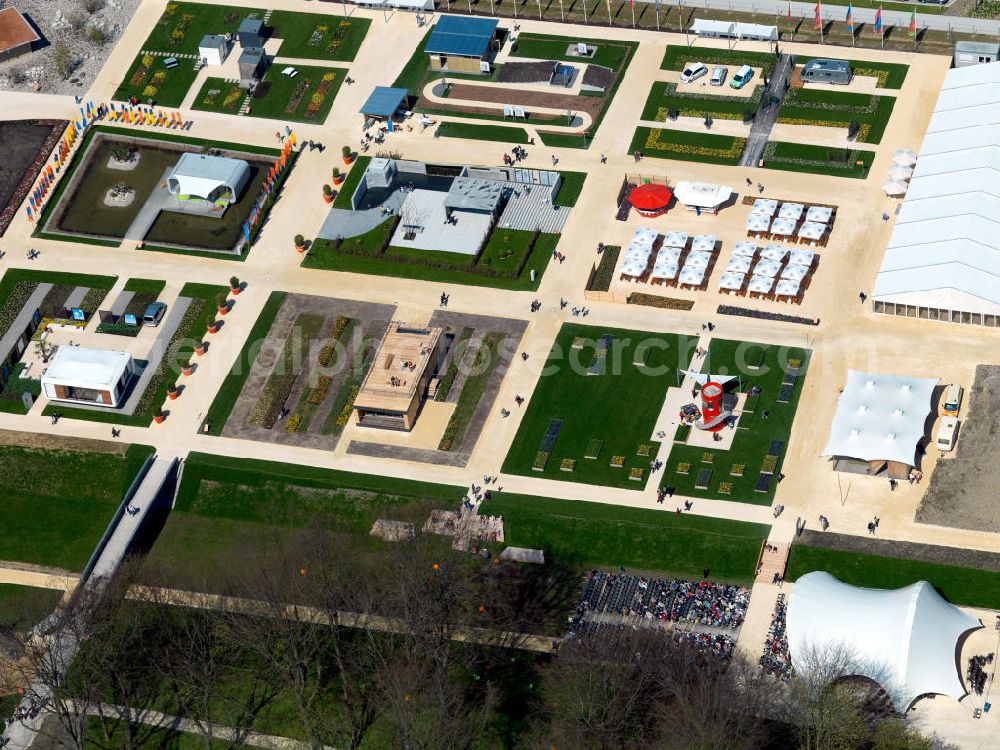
left=663, top=339, right=810, bottom=505
left=438, top=332, right=504, bottom=451
left=640, top=81, right=762, bottom=122
left=434, top=327, right=473, bottom=402
left=438, top=121, right=531, bottom=144
left=661, top=45, right=776, bottom=71
left=123, top=277, right=166, bottom=296
left=140, top=243, right=247, bottom=261
left=200, top=291, right=287, bottom=435
left=331, top=155, right=370, bottom=209
left=0, top=584, right=64, bottom=631
left=587, top=245, right=620, bottom=293
left=800, top=56, right=908, bottom=89
left=306, top=223, right=557, bottom=291
left=763, top=141, right=875, bottom=179
left=629, top=126, right=745, bottom=166
left=43, top=282, right=228, bottom=426
left=502, top=323, right=696, bottom=489
left=321, top=334, right=375, bottom=435
left=0, top=269, right=117, bottom=308
left=0, top=443, right=153, bottom=570
left=553, top=171, right=586, bottom=207
left=268, top=10, right=370, bottom=62
left=486, top=493, right=768, bottom=583
left=777, top=88, right=896, bottom=144
left=785, top=545, right=1000, bottom=611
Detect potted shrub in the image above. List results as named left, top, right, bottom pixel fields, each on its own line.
left=194, top=340, right=208, bottom=356
left=207, top=318, right=220, bottom=334
left=181, top=360, right=194, bottom=377
left=341, top=145, right=354, bottom=165
left=153, top=407, right=165, bottom=424
left=332, top=167, right=344, bottom=186
left=229, top=276, right=241, bottom=295
left=216, top=292, right=229, bottom=316
left=295, top=234, right=306, bottom=253
left=322, top=184, right=334, bottom=204
left=167, top=384, right=179, bottom=400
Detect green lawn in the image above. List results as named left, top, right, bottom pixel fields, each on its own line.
left=786, top=545, right=1000, bottom=611
left=200, top=291, right=287, bottom=435
left=305, top=224, right=559, bottom=291
left=123, top=277, right=166, bottom=296
left=663, top=339, right=810, bottom=505
left=332, top=155, right=370, bottom=209
left=43, top=282, right=229, bottom=426
left=438, top=121, right=531, bottom=144
left=192, top=65, right=345, bottom=123
left=777, top=87, right=897, bottom=144
left=800, top=57, right=909, bottom=89
left=502, top=323, right=696, bottom=489
left=661, top=45, right=777, bottom=71
left=485, top=494, right=769, bottom=583
left=553, top=171, right=586, bottom=208
left=640, top=81, right=763, bottom=122
left=0, top=443, right=153, bottom=570
left=763, top=141, right=875, bottom=178
left=629, top=126, right=746, bottom=165
left=113, top=53, right=199, bottom=108
left=0, top=584, right=64, bottom=631
left=268, top=10, right=370, bottom=61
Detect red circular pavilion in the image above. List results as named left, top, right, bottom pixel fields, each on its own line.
left=628, top=183, right=673, bottom=217
left=700, top=381, right=726, bottom=432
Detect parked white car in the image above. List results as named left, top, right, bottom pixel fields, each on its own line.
left=710, top=66, right=728, bottom=86
left=680, top=62, right=708, bottom=83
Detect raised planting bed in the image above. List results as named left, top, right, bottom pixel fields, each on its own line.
left=629, top=127, right=745, bottom=166
left=763, top=141, right=875, bottom=179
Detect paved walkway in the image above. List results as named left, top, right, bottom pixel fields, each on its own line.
left=739, top=53, right=793, bottom=168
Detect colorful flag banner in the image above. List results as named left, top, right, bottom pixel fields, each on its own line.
left=908, top=9, right=917, bottom=36
left=814, top=2, right=822, bottom=29
left=873, top=7, right=883, bottom=36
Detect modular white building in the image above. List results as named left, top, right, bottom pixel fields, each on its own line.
left=873, top=62, right=1000, bottom=325
left=167, top=153, right=251, bottom=206
left=690, top=19, right=778, bottom=42
left=787, top=572, right=981, bottom=711
left=42, top=346, right=135, bottom=408
left=198, top=34, right=230, bottom=66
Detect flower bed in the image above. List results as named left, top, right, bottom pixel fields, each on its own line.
left=533, top=451, right=550, bottom=471
left=560, top=458, right=576, bottom=473
left=627, top=293, right=695, bottom=311
left=637, top=444, right=651, bottom=457
left=629, top=467, right=645, bottom=482
left=702, top=453, right=715, bottom=464
left=306, top=375, right=333, bottom=405
left=634, top=127, right=745, bottom=166
left=730, top=464, right=745, bottom=477
left=761, top=454, right=778, bottom=474
left=676, top=462, right=690, bottom=475
left=317, top=316, right=352, bottom=367
left=717, top=305, right=819, bottom=326
left=335, top=385, right=360, bottom=428
left=284, top=414, right=303, bottom=433
left=587, top=246, right=620, bottom=293
left=610, top=455, right=625, bottom=468
left=285, top=79, right=312, bottom=115
left=306, top=72, right=338, bottom=119
left=248, top=313, right=324, bottom=429
left=650, top=82, right=763, bottom=122
left=718, top=481, right=733, bottom=495
left=434, top=327, right=473, bottom=401
left=133, top=298, right=204, bottom=419
left=0, top=281, right=38, bottom=334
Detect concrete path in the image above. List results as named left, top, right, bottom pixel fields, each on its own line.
left=740, top=54, right=793, bottom=168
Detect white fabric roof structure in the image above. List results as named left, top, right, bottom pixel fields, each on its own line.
left=656, top=246, right=681, bottom=265
left=719, top=271, right=745, bottom=291
left=691, top=234, right=716, bottom=253
left=789, top=248, right=815, bottom=267
left=780, top=264, right=807, bottom=282
left=650, top=260, right=678, bottom=280
left=821, top=370, right=936, bottom=466
left=775, top=278, right=801, bottom=297
left=751, top=198, right=777, bottom=216
left=753, top=258, right=781, bottom=278
left=726, top=255, right=751, bottom=274
left=798, top=222, right=827, bottom=241
left=631, top=226, right=659, bottom=247
left=679, top=264, right=707, bottom=286
left=760, top=244, right=788, bottom=262
left=684, top=250, right=713, bottom=269
left=662, top=230, right=689, bottom=248
left=42, top=346, right=132, bottom=391
left=805, top=205, right=832, bottom=224
left=746, top=214, right=770, bottom=233
left=673, top=181, right=732, bottom=209
left=778, top=202, right=804, bottom=220
left=691, top=19, right=777, bottom=41
left=874, top=62, right=1000, bottom=317
left=733, top=240, right=758, bottom=257
left=679, top=369, right=738, bottom=386
left=771, top=217, right=796, bottom=236
left=748, top=274, right=773, bottom=294
left=167, top=153, right=250, bottom=205
left=787, top=572, right=981, bottom=712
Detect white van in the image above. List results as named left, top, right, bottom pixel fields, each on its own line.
left=936, top=416, right=958, bottom=452
left=942, top=384, right=962, bottom=416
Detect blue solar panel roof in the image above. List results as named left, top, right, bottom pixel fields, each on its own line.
left=425, top=15, right=498, bottom=58
left=359, top=87, right=408, bottom=117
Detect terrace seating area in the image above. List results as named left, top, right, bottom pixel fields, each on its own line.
left=746, top=198, right=836, bottom=248
left=718, top=240, right=818, bottom=305
left=759, top=593, right=792, bottom=682
left=619, top=226, right=720, bottom=291
left=573, top=570, right=751, bottom=630
left=566, top=620, right=737, bottom=659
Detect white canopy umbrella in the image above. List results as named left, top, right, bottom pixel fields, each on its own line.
left=732, top=240, right=758, bottom=258
left=788, top=248, right=815, bottom=268
left=625, top=242, right=652, bottom=259
left=746, top=214, right=771, bottom=233
left=678, top=264, right=707, bottom=286
left=631, top=227, right=659, bottom=247
left=770, top=217, right=796, bottom=236
left=892, top=148, right=918, bottom=167
left=760, top=244, right=788, bottom=262
left=753, top=258, right=782, bottom=278
left=684, top=250, right=713, bottom=270
left=662, top=230, right=689, bottom=248
left=797, top=222, right=826, bottom=241
left=691, top=234, right=716, bottom=253
left=650, top=260, right=679, bottom=280
left=775, top=278, right=802, bottom=297
left=780, top=264, right=807, bottom=282
left=751, top=198, right=778, bottom=216
left=887, top=164, right=914, bottom=181
left=726, top=255, right=752, bottom=274
left=620, top=258, right=648, bottom=277
left=747, top=274, right=774, bottom=294
left=719, top=271, right=745, bottom=291
left=883, top=179, right=908, bottom=196
left=655, top=246, right=682, bottom=264
left=805, top=205, right=832, bottom=224
left=778, top=202, right=805, bottom=221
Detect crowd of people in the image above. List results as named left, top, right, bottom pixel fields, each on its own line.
left=565, top=620, right=736, bottom=660
left=967, top=653, right=993, bottom=696
left=572, top=570, right=751, bottom=630
left=759, top=593, right=792, bottom=682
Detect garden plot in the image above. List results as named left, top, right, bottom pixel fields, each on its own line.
left=776, top=87, right=896, bottom=145
left=216, top=294, right=395, bottom=451
left=192, top=64, right=345, bottom=123
left=502, top=323, right=696, bottom=489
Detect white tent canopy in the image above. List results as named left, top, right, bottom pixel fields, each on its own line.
left=679, top=369, right=737, bottom=386
left=167, top=153, right=250, bottom=205
left=787, top=571, right=981, bottom=712
left=821, top=370, right=936, bottom=466
left=673, top=181, right=732, bottom=209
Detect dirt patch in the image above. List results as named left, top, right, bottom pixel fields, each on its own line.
left=915, top=364, right=1000, bottom=534
left=0, top=428, right=125, bottom=455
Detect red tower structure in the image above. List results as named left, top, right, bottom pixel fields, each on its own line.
left=699, top=381, right=726, bottom=432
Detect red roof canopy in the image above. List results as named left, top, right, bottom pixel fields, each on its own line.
left=629, top=183, right=673, bottom=211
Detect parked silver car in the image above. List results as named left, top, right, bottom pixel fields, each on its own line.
left=710, top=66, right=728, bottom=86
left=680, top=62, right=708, bottom=83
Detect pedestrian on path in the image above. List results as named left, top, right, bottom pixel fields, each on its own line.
left=600, top=153, right=607, bottom=164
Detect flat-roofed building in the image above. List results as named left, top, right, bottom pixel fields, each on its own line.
left=42, top=346, right=135, bottom=408
left=425, top=15, right=499, bottom=74
left=0, top=7, right=40, bottom=63
left=353, top=322, right=445, bottom=430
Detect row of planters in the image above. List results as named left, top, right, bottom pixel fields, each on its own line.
left=321, top=145, right=356, bottom=205
left=153, top=276, right=242, bottom=424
